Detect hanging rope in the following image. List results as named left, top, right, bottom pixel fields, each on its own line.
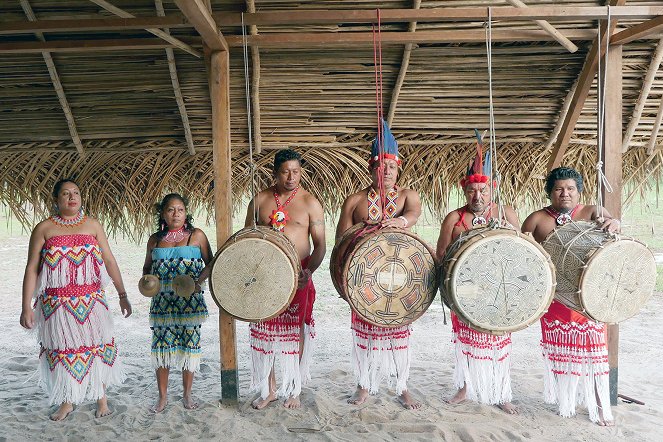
left=372, top=9, right=387, bottom=220
left=596, top=6, right=614, bottom=220
left=485, top=7, right=505, bottom=224
left=242, top=13, right=258, bottom=228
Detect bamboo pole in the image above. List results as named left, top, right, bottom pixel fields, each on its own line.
left=505, top=0, right=578, bottom=53
left=647, top=98, right=663, bottom=155
left=622, top=38, right=663, bottom=152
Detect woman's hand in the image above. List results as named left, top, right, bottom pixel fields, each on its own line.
left=119, top=297, right=132, bottom=317
left=20, top=308, right=35, bottom=329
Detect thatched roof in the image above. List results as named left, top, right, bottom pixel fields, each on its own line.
left=1, top=1, right=662, bottom=236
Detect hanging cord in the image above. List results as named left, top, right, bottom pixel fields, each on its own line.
left=485, top=7, right=504, bottom=224
left=596, top=6, right=614, bottom=220
left=373, top=9, right=387, bottom=219
left=242, top=13, right=258, bottom=228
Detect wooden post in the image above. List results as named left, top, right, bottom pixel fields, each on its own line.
left=209, top=49, right=239, bottom=405
left=599, top=43, right=623, bottom=407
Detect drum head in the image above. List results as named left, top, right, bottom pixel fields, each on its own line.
left=344, top=229, right=438, bottom=327
left=581, top=238, right=657, bottom=323
left=210, top=233, right=298, bottom=322
left=448, top=230, right=555, bottom=334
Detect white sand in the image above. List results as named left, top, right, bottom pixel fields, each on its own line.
left=1, top=233, right=661, bottom=441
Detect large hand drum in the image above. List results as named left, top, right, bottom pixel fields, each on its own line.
left=542, top=221, right=656, bottom=323
left=331, top=223, right=438, bottom=327
left=209, top=226, right=301, bottom=322
left=440, top=227, right=556, bottom=335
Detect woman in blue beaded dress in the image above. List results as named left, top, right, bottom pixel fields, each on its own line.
left=142, top=193, right=212, bottom=412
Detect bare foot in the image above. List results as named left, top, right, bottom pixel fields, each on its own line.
left=183, top=395, right=199, bottom=410
left=398, top=390, right=422, bottom=410
left=50, top=403, right=74, bottom=421
left=446, top=386, right=467, bottom=404
left=251, top=392, right=277, bottom=410
left=95, top=396, right=113, bottom=418
left=499, top=402, right=518, bottom=415
left=348, top=387, right=369, bottom=406
left=283, top=396, right=301, bottom=409
left=597, top=406, right=615, bottom=427
left=151, top=397, right=168, bottom=413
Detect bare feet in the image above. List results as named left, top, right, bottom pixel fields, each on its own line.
left=151, top=397, right=168, bottom=413
left=251, top=392, right=277, bottom=410
left=50, top=403, right=74, bottom=421
left=283, top=395, right=301, bottom=409
left=95, top=396, right=113, bottom=418
left=499, top=402, right=518, bottom=415
left=183, top=394, right=199, bottom=410
left=398, top=390, right=422, bottom=410
left=446, top=386, right=467, bottom=404
left=348, top=387, right=369, bottom=406
left=597, top=406, right=615, bottom=427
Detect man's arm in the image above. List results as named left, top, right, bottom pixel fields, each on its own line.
left=520, top=211, right=538, bottom=235
left=307, top=197, right=326, bottom=273
left=244, top=195, right=257, bottom=228
left=590, top=205, right=621, bottom=233
left=503, top=206, right=521, bottom=231
left=382, top=188, right=422, bottom=228
left=336, top=194, right=357, bottom=241
left=436, top=214, right=456, bottom=260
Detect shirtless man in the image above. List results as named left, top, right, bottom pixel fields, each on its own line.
left=436, top=160, right=520, bottom=414
left=245, top=149, right=326, bottom=409
left=336, top=123, right=423, bottom=409
left=522, top=166, right=619, bottom=426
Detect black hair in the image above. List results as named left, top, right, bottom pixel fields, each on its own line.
left=52, top=178, right=79, bottom=199
left=545, top=167, right=584, bottom=196
left=154, top=193, right=195, bottom=238
left=273, top=149, right=303, bottom=173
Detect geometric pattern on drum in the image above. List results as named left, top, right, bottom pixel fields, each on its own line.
left=346, top=231, right=437, bottom=327
left=445, top=228, right=554, bottom=333
left=543, top=221, right=656, bottom=323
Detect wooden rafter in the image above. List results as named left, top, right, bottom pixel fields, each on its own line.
left=647, top=97, right=663, bottom=155
left=154, top=0, right=195, bottom=155
left=611, top=15, right=663, bottom=45
left=89, top=0, right=201, bottom=58
left=214, top=7, right=663, bottom=26
left=387, top=0, right=421, bottom=127
left=20, top=0, right=84, bottom=155
left=543, top=78, right=579, bottom=151
left=505, top=0, right=578, bottom=53
left=546, top=0, right=626, bottom=172
left=622, top=38, right=663, bottom=152
left=1, top=6, right=662, bottom=37
left=174, top=0, right=228, bottom=52
left=246, top=0, right=262, bottom=153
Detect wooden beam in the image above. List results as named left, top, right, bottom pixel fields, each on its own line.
left=646, top=97, right=663, bottom=155
left=174, top=0, right=228, bottom=52
left=599, top=44, right=623, bottom=407
left=209, top=48, right=238, bottom=405
left=155, top=0, right=195, bottom=155
left=0, top=38, right=189, bottom=54
left=387, top=0, right=421, bottom=127
left=89, top=0, right=200, bottom=58
left=544, top=78, right=579, bottom=151
left=611, top=15, right=663, bottom=46
left=546, top=0, right=625, bottom=172
left=622, top=38, right=663, bottom=152
left=246, top=0, right=262, bottom=154
left=0, top=16, right=191, bottom=36
left=224, top=29, right=601, bottom=48
left=505, top=0, right=578, bottom=53
left=214, top=6, right=663, bottom=26
left=20, top=0, right=84, bottom=156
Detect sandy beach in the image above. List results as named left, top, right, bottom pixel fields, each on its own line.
left=1, top=230, right=661, bottom=442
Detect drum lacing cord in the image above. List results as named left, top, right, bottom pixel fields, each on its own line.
left=595, top=6, right=614, bottom=221
left=242, top=13, right=259, bottom=230
left=485, top=8, right=506, bottom=224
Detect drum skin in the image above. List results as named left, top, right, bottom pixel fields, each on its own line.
left=332, top=223, right=438, bottom=328
left=542, top=221, right=656, bottom=323
left=209, top=226, right=300, bottom=322
left=440, top=227, right=556, bottom=335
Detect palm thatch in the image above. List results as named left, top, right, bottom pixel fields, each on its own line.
left=1, top=1, right=663, bottom=237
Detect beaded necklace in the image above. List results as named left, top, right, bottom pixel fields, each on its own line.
left=50, top=210, right=86, bottom=228
left=544, top=205, right=580, bottom=225
left=163, top=226, right=187, bottom=243
left=270, top=186, right=299, bottom=232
